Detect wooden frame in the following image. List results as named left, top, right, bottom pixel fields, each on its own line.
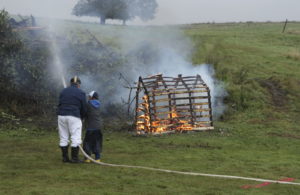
left=135, top=74, right=214, bottom=134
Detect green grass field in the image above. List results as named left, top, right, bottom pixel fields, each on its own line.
left=1, top=126, right=300, bottom=194
left=1, top=21, right=300, bottom=194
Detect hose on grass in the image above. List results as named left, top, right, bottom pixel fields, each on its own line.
left=78, top=145, right=300, bottom=186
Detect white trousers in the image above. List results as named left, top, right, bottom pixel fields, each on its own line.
left=58, top=115, right=82, bottom=147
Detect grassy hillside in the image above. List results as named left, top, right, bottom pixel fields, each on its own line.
left=187, top=22, right=300, bottom=141
left=1, top=21, right=300, bottom=194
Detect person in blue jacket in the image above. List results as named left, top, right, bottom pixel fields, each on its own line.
left=83, top=91, right=103, bottom=163
left=57, top=76, right=87, bottom=163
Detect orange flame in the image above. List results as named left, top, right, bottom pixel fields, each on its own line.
left=136, top=96, right=198, bottom=133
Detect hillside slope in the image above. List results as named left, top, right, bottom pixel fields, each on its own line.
left=1, top=20, right=300, bottom=194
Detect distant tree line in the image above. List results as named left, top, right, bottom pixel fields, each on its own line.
left=72, top=0, right=158, bottom=25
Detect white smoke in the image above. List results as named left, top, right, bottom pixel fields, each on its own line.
left=113, top=26, right=227, bottom=118
left=39, top=19, right=227, bottom=118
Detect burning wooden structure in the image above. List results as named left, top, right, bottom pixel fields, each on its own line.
left=135, top=74, right=214, bottom=134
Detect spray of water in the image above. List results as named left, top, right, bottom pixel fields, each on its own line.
left=52, top=54, right=67, bottom=88
left=47, top=24, right=67, bottom=88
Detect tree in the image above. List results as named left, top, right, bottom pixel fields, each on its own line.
left=72, top=0, right=157, bottom=25
left=129, top=0, right=157, bottom=22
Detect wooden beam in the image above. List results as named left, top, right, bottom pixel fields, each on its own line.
left=192, top=126, right=214, bottom=130
left=141, top=76, right=175, bottom=80
left=151, top=91, right=158, bottom=120
left=145, top=84, right=207, bottom=89
left=178, top=74, right=195, bottom=125
left=150, top=108, right=211, bottom=116
left=150, top=86, right=207, bottom=92
left=160, top=75, right=174, bottom=120
left=206, top=87, right=214, bottom=127
left=194, top=121, right=212, bottom=124
left=153, top=102, right=209, bottom=110
left=174, top=114, right=211, bottom=118
left=139, top=77, right=153, bottom=131
left=153, top=114, right=211, bottom=119
left=134, top=79, right=141, bottom=129
left=149, top=96, right=209, bottom=103
left=144, top=79, right=202, bottom=84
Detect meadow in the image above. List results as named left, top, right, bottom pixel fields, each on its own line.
left=1, top=21, right=300, bottom=194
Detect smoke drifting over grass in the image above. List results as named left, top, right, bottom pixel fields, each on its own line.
left=42, top=21, right=226, bottom=118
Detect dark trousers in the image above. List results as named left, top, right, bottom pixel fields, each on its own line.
left=83, top=130, right=102, bottom=160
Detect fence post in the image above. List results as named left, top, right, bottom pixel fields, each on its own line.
left=282, top=19, right=288, bottom=33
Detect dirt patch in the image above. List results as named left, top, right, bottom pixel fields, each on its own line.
left=287, top=30, right=300, bottom=35
left=268, top=132, right=300, bottom=139
left=259, top=78, right=288, bottom=107
left=285, top=49, right=300, bottom=61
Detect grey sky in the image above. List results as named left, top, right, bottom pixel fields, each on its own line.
left=1, top=0, right=300, bottom=24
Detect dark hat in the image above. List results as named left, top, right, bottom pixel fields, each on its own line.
left=89, top=91, right=99, bottom=99
left=70, top=76, right=81, bottom=85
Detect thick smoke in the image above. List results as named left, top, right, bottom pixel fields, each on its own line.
left=42, top=21, right=227, bottom=119
left=112, top=27, right=227, bottom=118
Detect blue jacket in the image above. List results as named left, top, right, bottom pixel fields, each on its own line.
left=86, top=100, right=102, bottom=130
left=57, top=85, right=87, bottom=118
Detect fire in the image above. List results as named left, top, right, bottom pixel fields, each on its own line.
left=134, top=74, right=214, bottom=134
left=136, top=96, right=195, bottom=134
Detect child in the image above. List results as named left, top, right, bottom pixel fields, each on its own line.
left=83, top=91, right=103, bottom=163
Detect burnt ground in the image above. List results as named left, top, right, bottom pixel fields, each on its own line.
left=259, top=77, right=288, bottom=107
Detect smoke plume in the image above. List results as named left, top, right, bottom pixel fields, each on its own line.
left=42, top=21, right=227, bottom=119
left=107, top=26, right=228, bottom=118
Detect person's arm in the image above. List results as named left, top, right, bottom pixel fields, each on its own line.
left=80, top=92, right=87, bottom=119
left=58, top=91, right=63, bottom=107
left=57, top=90, right=63, bottom=114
